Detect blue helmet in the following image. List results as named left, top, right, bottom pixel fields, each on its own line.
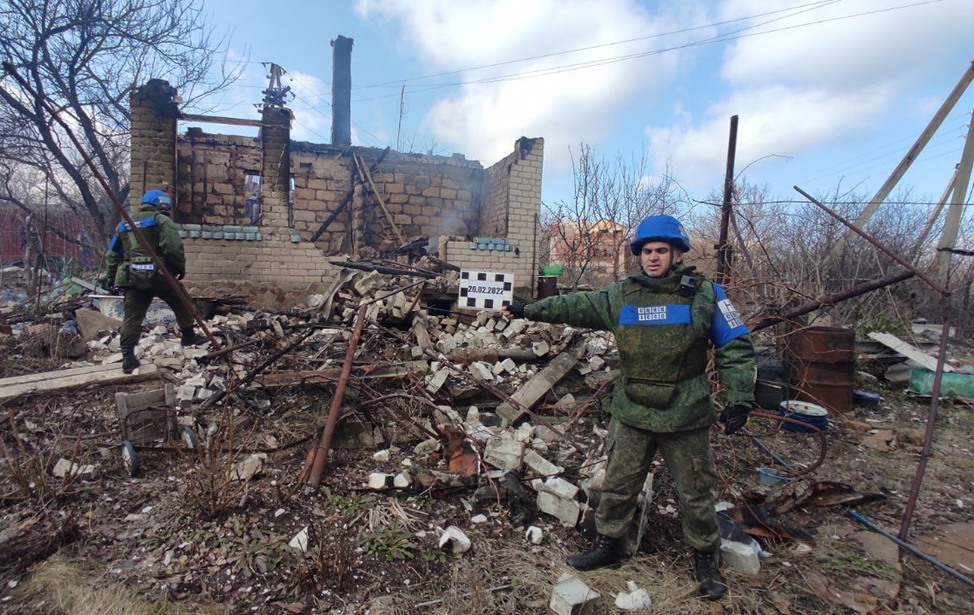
left=141, top=189, right=173, bottom=210
left=630, top=215, right=691, bottom=255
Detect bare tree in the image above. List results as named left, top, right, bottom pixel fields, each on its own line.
left=543, top=144, right=692, bottom=290
left=0, top=0, right=243, bottom=238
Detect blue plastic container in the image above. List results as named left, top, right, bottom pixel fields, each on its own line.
left=779, top=400, right=829, bottom=433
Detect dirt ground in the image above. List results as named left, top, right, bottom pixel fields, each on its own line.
left=1, top=340, right=973, bottom=615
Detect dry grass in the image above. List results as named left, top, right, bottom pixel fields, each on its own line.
left=13, top=556, right=222, bottom=615
left=428, top=541, right=757, bottom=614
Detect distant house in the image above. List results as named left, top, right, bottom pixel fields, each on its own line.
left=549, top=219, right=628, bottom=287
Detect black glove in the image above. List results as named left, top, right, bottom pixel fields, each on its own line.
left=505, top=302, right=525, bottom=319
left=719, top=404, right=751, bottom=435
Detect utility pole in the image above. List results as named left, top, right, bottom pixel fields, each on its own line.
left=830, top=60, right=974, bottom=260
left=716, top=115, right=739, bottom=285
left=936, top=110, right=974, bottom=280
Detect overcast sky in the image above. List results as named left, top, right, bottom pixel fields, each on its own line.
left=195, top=0, right=974, bottom=211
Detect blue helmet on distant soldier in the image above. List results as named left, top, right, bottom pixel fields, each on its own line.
left=630, top=215, right=691, bottom=255
left=141, top=189, right=173, bottom=210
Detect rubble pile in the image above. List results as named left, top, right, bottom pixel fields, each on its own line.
left=5, top=263, right=973, bottom=613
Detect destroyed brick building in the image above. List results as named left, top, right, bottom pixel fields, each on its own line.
left=129, top=76, right=544, bottom=303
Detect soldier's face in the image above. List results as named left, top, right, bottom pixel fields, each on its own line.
left=641, top=242, right=683, bottom=278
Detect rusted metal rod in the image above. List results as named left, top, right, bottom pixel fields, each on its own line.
left=306, top=304, right=368, bottom=485
left=899, top=296, right=953, bottom=540
left=2, top=62, right=221, bottom=349
left=749, top=269, right=915, bottom=332
left=794, top=186, right=949, bottom=297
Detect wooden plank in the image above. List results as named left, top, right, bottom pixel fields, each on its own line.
left=354, top=153, right=408, bottom=245
left=868, top=332, right=955, bottom=373
left=1, top=364, right=161, bottom=401
left=180, top=113, right=263, bottom=128
left=310, top=147, right=391, bottom=242
left=496, top=352, right=579, bottom=423
left=0, top=363, right=124, bottom=388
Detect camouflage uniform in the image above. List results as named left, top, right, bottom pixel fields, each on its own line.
left=524, top=263, right=755, bottom=552
left=105, top=204, right=193, bottom=347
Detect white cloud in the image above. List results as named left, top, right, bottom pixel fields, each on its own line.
left=648, top=84, right=891, bottom=185
left=646, top=0, right=974, bottom=188
left=718, top=0, right=974, bottom=90
left=355, top=0, right=702, bottom=168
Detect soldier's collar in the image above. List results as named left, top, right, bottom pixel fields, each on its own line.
left=627, top=265, right=698, bottom=294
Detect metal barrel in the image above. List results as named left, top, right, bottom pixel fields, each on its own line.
left=785, top=326, right=856, bottom=414
left=537, top=276, right=558, bottom=298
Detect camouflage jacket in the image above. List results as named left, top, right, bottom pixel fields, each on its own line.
left=105, top=205, right=185, bottom=289
left=524, top=264, right=755, bottom=433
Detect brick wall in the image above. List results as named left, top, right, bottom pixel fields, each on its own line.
left=175, top=132, right=261, bottom=225
left=131, top=81, right=544, bottom=297
left=480, top=150, right=516, bottom=236
left=289, top=144, right=484, bottom=254
left=442, top=138, right=544, bottom=296
left=129, top=80, right=179, bottom=208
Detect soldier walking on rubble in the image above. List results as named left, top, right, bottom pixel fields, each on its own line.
left=503, top=215, right=755, bottom=600
left=101, top=189, right=206, bottom=374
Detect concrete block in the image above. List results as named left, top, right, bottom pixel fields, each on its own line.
left=439, top=526, right=471, bottom=554
left=484, top=435, right=525, bottom=471
left=538, top=490, right=581, bottom=526
left=550, top=573, right=599, bottom=615
left=542, top=477, right=580, bottom=500
left=523, top=450, right=563, bottom=477
left=720, top=538, right=761, bottom=575
left=614, top=581, right=652, bottom=611
left=468, top=361, right=495, bottom=381
left=525, top=525, right=544, bottom=544
left=367, top=473, right=390, bottom=490
left=426, top=368, right=449, bottom=394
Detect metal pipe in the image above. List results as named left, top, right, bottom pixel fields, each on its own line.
left=899, top=296, right=952, bottom=539
left=306, top=304, right=368, bottom=485
left=2, top=62, right=221, bottom=349
left=794, top=186, right=949, bottom=297
left=749, top=410, right=827, bottom=477
left=849, top=510, right=974, bottom=587
left=743, top=428, right=797, bottom=471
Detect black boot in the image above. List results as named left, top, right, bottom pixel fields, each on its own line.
left=694, top=549, right=727, bottom=600
left=566, top=534, right=623, bottom=571
left=121, top=346, right=141, bottom=374
left=180, top=327, right=206, bottom=347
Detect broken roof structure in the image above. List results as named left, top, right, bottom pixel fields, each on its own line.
left=130, top=66, right=544, bottom=306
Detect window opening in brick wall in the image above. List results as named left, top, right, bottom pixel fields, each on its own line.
left=288, top=175, right=296, bottom=228
left=244, top=172, right=261, bottom=225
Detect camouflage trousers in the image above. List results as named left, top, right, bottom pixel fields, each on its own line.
left=121, top=288, right=194, bottom=347
left=596, top=419, right=720, bottom=553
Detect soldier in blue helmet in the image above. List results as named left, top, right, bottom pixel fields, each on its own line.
left=504, top=214, right=755, bottom=600
left=101, top=190, right=206, bottom=373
